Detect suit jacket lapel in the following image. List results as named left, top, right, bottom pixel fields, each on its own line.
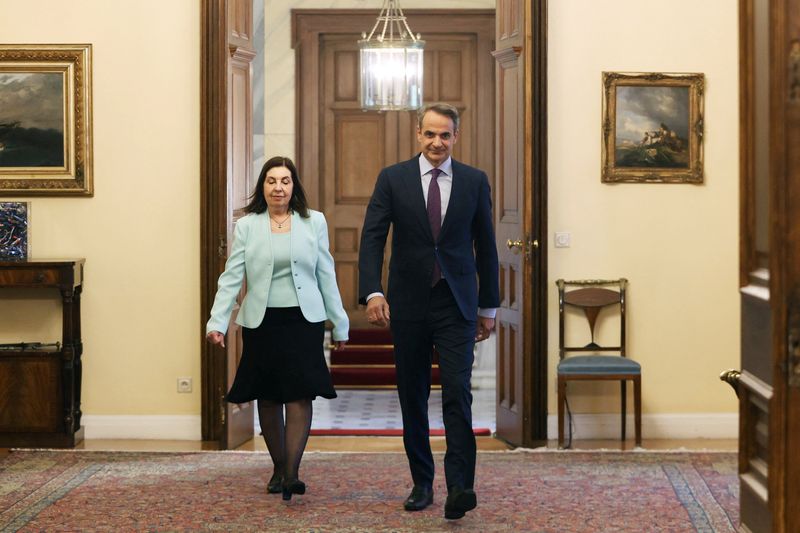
left=257, top=211, right=272, bottom=258
left=402, top=156, right=434, bottom=241
left=439, top=159, right=462, bottom=241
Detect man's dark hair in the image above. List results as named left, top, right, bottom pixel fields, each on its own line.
left=417, top=102, right=460, bottom=131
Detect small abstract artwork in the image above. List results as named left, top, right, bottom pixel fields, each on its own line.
left=602, top=72, right=704, bottom=184
left=0, top=201, right=29, bottom=260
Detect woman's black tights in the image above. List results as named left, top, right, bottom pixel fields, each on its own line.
left=257, top=398, right=313, bottom=482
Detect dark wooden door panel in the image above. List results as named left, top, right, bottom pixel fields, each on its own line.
left=494, top=0, right=526, bottom=446
left=493, top=0, right=548, bottom=448
left=201, top=0, right=255, bottom=449
left=222, top=2, right=256, bottom=451
left=739, top=0, right=800, bottom=529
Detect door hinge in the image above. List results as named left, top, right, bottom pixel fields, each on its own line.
left=218, top=235, right=227, bottom=258
left=790, top=40, right=800, bottom=104
left=789, top=288, right=800, bottom=387
left=789, top=325, right=800, bottom=387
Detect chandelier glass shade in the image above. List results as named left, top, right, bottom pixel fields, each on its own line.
left=359, top=0, right=424, bottom=111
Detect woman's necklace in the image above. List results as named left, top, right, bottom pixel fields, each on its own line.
left=269, top=212, right=291, bottom=228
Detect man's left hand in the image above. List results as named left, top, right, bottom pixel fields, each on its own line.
left=475, top=316, right=495, bottom=342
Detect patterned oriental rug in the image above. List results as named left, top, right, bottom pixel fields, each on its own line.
left=0, top=450, right=738, bottom=532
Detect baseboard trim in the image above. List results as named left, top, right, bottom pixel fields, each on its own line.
left=82, top=415, right=202, bottom=441
left=80, top=412, right=737, bottom=441
left=547, top=413, right=738, bottom=440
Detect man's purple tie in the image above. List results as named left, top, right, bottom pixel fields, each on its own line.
left=427, top=168, right=442, bottom=286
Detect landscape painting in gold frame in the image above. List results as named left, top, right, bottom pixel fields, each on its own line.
left=0, top=44, right=93, bottom=196
left=602, top=71, right=704, bottom=184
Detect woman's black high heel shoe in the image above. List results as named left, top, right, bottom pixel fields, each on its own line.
left=281, top=479, right=306, bottom=501
left=267, top=472, right=283, bottom=494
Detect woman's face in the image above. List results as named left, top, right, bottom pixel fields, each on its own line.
left=263, top=166, right=294, bottom=212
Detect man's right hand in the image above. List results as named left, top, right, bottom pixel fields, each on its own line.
left=366, top=296, right=391, bottom=327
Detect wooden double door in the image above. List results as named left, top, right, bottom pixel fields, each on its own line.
left=203, top=4, right=549, bottom=450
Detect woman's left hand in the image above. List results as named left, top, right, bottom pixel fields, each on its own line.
left=333, top=340, right=347, bottom=350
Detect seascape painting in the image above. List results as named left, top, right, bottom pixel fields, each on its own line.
left=614, top=85, right=690, bottom=169
left=0, top=72, right=65, bottom=168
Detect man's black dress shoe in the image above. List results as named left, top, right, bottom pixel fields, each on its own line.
left=403, top=485, right=433, bottom=511
left=444, top=487, right=477, bottom=519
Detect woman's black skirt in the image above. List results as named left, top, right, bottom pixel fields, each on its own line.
left=225, top=306, right=337, bottom=404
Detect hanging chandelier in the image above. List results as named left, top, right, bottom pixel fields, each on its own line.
left=358, top=0, right=424, bottom=111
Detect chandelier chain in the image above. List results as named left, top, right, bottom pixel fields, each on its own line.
left=364, top=0, right=420, bottom=44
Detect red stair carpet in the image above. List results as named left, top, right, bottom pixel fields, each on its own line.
left=310, top=428, right=492, bottom=436
left=330, top=328, right=441, bottom=389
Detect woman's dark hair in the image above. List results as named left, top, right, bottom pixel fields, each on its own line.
left=245, top=156, right=310, bottom=217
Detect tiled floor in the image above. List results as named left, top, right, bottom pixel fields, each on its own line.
left=254, top=389, right=497, bottom=432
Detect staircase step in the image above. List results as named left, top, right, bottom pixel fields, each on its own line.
left=331, top=366, right=441, bottom=387
left=347, top=328, right=392, bottom=345
left=331, top=350, right=395, bottom=365
left=332, top=328, right=443, bottom=388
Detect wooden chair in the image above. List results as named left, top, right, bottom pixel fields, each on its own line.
left=556, top=278, right=641, bottom=448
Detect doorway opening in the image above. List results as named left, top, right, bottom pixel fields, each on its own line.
left=240, top=7, right=501, bottom=437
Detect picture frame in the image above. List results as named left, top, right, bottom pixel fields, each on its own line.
left=602, top=71, right=704, bottom=184
left=0, top=201, right=30, bottom=260
left=0, top=44, right=93, bottom=196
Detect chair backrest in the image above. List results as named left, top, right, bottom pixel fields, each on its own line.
left=557, top=278, right=628, bottom=360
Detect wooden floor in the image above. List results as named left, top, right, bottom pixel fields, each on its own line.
left=1, top=437, right=736, bottom=455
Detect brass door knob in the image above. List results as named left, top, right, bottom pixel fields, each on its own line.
left=506, top=239, right=524, bottom=252
left=506, top=238, right=539, bottom=255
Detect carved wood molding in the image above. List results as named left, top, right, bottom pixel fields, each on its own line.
left=491, top=46, right=522, bottom=67
left=229, top=45, right=257, bottom=61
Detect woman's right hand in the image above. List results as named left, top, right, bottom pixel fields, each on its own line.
left=207, top=331, right=226, bottom=348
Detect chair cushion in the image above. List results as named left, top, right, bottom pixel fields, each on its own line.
left=557, top=355, right=641, bottom=375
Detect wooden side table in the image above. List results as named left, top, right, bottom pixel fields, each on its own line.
left=0, top=259, right=85, bottom=447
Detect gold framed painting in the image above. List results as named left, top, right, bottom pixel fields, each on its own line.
left=0, top=44, right=93, bottom=196
left=602, top=72, right=704, bottom=184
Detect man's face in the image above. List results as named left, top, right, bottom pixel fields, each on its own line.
left=417, top=110, right=458, bottom=167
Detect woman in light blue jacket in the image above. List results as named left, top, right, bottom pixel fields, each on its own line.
left=207, top=156, right=348, bottom=500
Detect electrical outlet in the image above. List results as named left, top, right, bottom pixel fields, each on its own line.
left=177, top=377, right=192, bottom=393
left=554, top=232, right=571, bottom=248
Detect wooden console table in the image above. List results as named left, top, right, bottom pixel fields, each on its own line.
left=0, top=259, right=85, bottom=447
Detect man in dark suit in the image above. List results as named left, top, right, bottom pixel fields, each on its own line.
left=358, top=103, right=500, bottom=520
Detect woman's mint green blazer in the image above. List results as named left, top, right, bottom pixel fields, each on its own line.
left=206, top=209, right=349, bottom=341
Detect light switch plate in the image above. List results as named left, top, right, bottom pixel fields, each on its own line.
left=555, top=232, right=571, bottom=248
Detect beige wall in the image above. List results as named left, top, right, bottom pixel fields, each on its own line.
left=548, top=0, right=740, bottom=416
left=0, top=1, right=201, bottom=421
left=0, top=0, right=739, bottom=438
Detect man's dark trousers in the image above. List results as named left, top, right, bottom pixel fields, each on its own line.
left=391, top=279, right=476, bottom=491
